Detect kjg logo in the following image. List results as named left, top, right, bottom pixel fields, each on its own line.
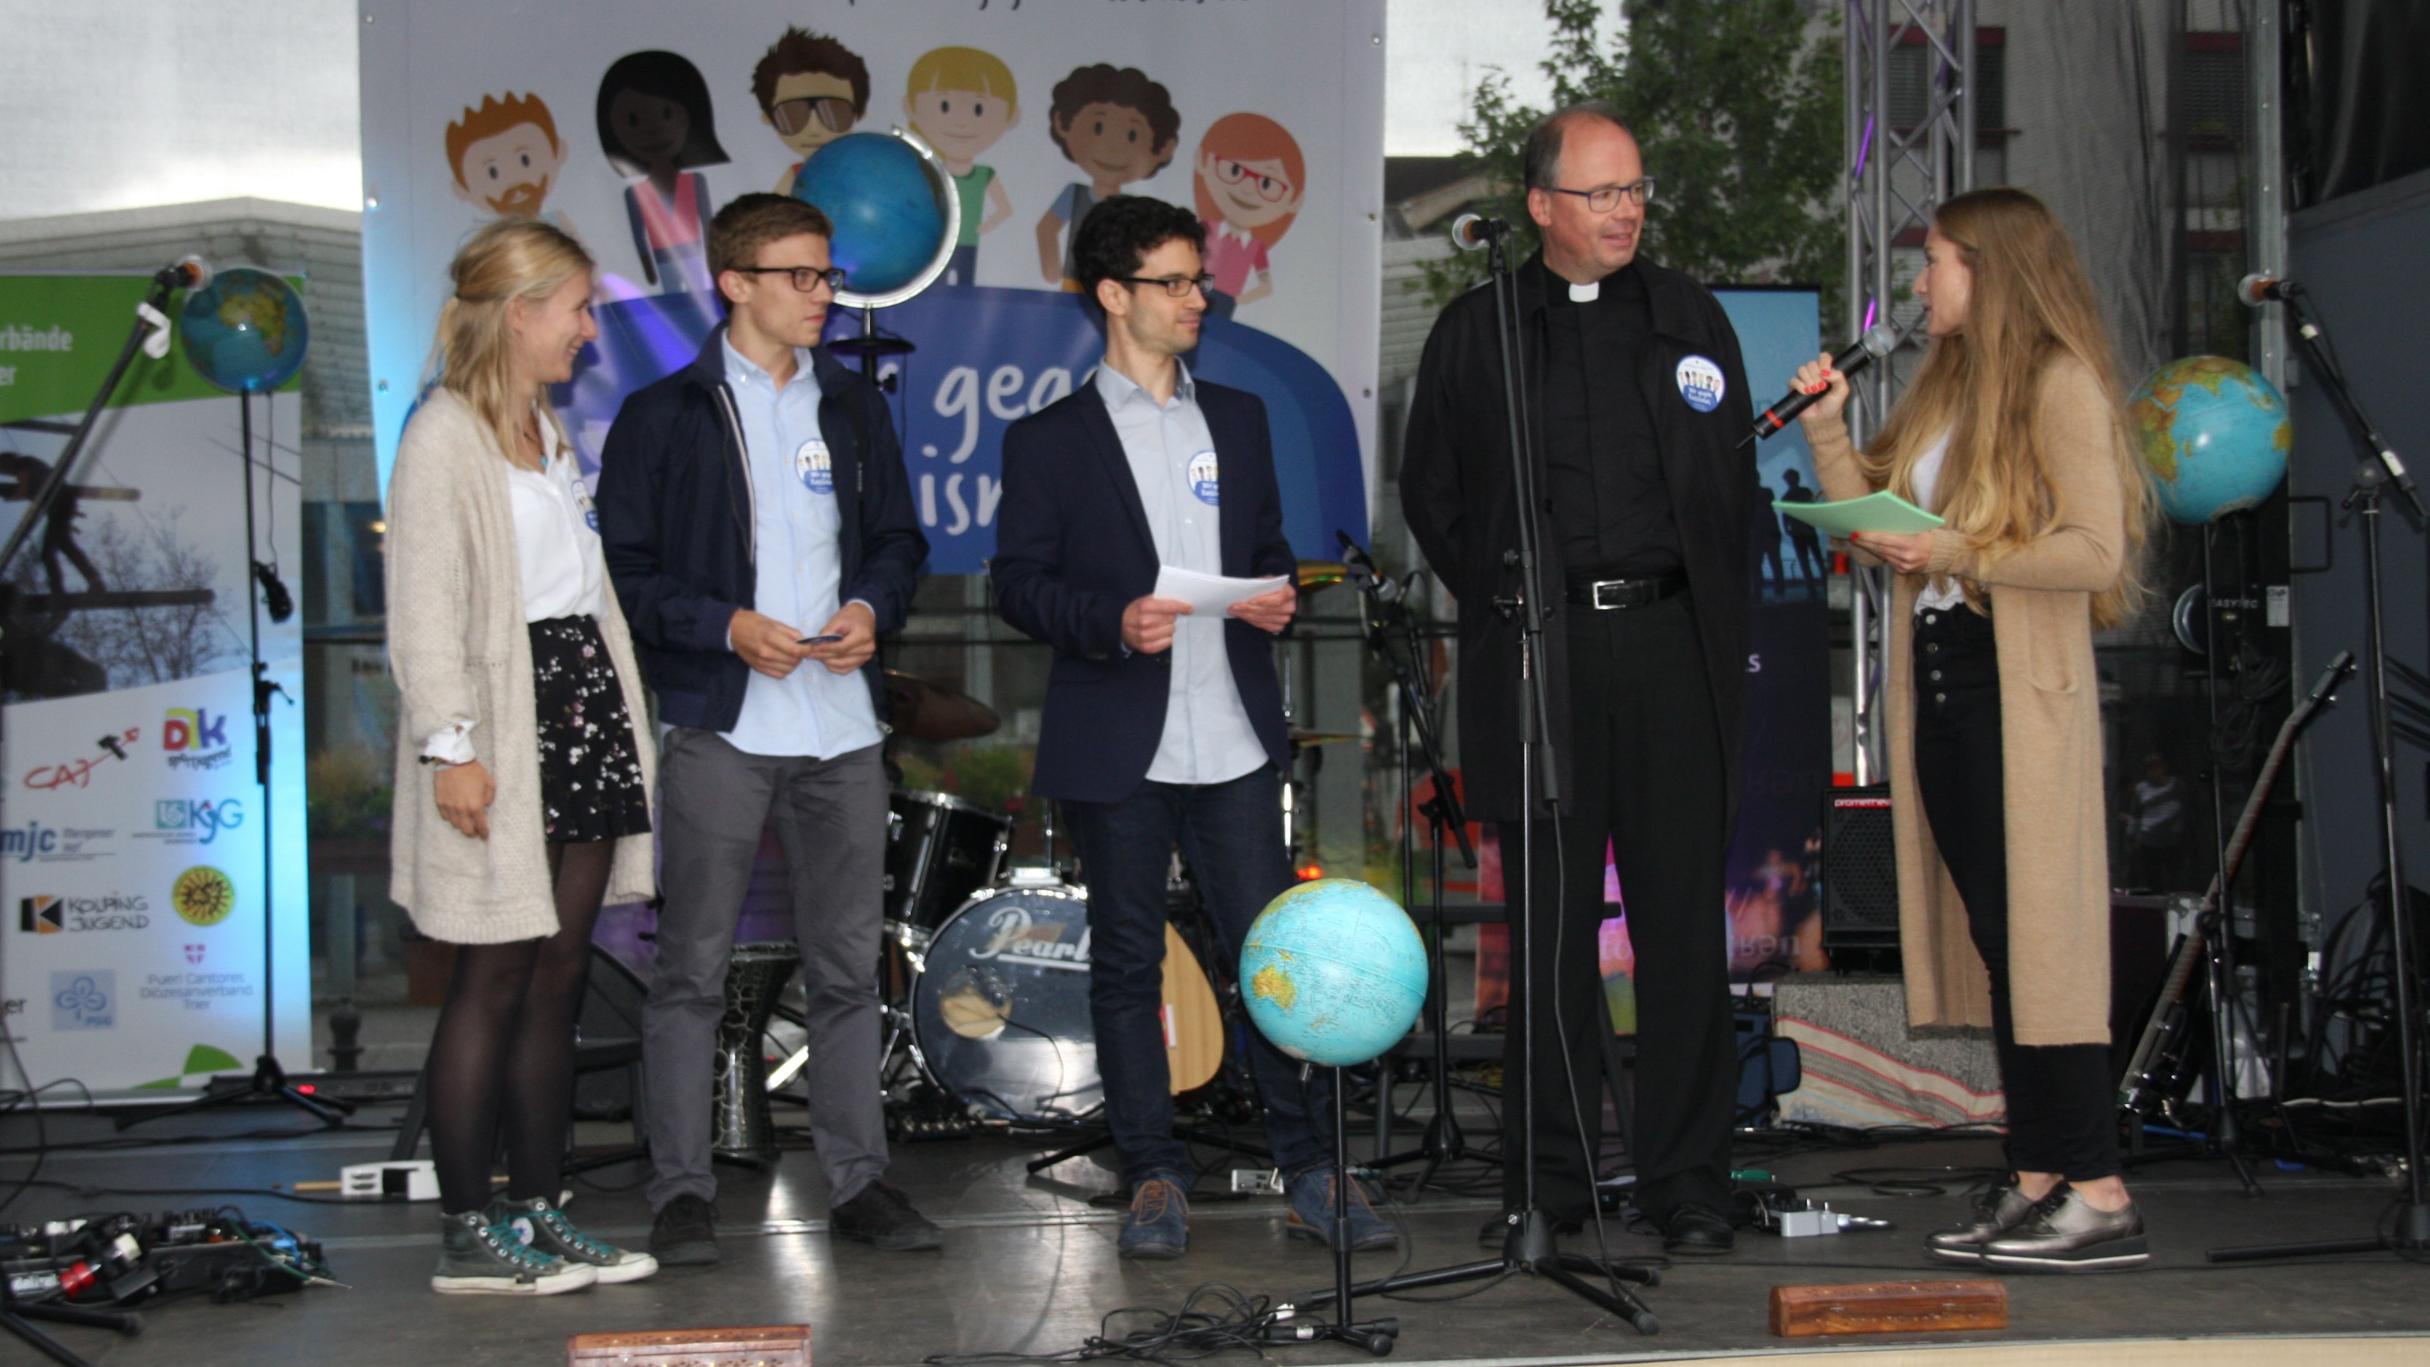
left=50, top=971, right=114, bottom=1031
left=153, top=798, right=244, bottom=845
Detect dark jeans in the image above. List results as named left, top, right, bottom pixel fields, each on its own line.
left=1499, top=591, right=1737, bottom=1223
left=1910, top=605, right=2121, bottom=1181
left=1062, top=766, right=1330, bottom=1184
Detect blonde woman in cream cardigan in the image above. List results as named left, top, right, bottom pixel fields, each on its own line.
left=388, top=218, right=658, bottom=1294
left=1791, top=187, right=2156, bottom=1272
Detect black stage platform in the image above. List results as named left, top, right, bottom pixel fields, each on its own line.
left=5, top=1097, right=2427, bottom=1365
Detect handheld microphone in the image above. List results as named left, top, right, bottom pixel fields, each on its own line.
left=2236, top=272, right=2299, bottom=307
left=152, top=255, right=212, bottom=292
left=1744, top=325, right=1900, bottom=444
left=1448, top=213, right=1510, bottom=253
left=1335, top=530, right=1409, bottom=605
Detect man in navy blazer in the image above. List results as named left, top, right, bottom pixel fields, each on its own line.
left=993, top=197, right=1393, bottom=1260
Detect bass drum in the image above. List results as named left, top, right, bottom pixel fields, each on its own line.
left=910, top=881, right=1223, bottom=1123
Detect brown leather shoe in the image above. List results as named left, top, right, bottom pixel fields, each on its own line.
left=1924, top=1178, right=2036, bottom=1263
left=1978, top=1187, right=2148, bottom=1271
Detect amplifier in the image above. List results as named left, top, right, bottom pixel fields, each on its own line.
left=1820, top=785, right=1899, bottom=951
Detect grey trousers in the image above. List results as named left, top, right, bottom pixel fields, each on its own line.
left=642, top=727, right=890, bottom=1212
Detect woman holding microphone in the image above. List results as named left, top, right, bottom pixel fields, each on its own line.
left=389, top=218, right=660, bottom=1293
left=1791, top=186, right=2155, bottom=1271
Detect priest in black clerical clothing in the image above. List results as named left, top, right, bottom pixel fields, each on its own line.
left=1400, top=101, right=1758, bottom=1257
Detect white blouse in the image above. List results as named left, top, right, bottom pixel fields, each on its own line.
left=420, top=411, right=607, bottom=764
left=1908, top=428, right=1965, bottom=613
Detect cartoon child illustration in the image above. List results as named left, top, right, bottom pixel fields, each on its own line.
left=446, top=92, right=572, bottom=233
left=1034, top=64, right=1180, bottom=290
left=595, top=51, right=729, bottom=295
left=1192, top=112, right=1306, bottom=311
left=904, top=46, right=1018, bottom=288
left=754, top=27, right=870, bottom=197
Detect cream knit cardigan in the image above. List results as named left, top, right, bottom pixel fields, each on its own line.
left=386, top=389, right=658, bottom=944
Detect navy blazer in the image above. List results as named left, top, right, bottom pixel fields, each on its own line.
left=596, top=328, right=928, bottom=733
left=993, top=373, right=1296, bottom=804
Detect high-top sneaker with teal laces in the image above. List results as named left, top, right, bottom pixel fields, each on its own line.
left=431, top=1208, right=597, bottom=1295
left=492, top=1195, right=659, bottom=1284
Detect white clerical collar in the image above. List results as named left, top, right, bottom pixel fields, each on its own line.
left=1568, top=280, right=1601, bottom=303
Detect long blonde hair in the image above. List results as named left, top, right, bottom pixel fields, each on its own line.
left=1862, top=187, right=2154, bottom=628
left=431, top=218, right=592, bottom=466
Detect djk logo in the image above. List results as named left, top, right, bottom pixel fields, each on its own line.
left=163, top=708, right=228, bottom=752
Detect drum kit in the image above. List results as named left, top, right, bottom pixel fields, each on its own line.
left=717, top=564, right=1364, bottom=1149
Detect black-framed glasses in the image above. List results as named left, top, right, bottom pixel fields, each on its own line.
left=1119, top=273, right=1216, bottom=298
left=732, top=265, right=847, bottom=294
left=1545, top=178, right=1657, bottom=213
left=770, top=95, right=858, bottom=138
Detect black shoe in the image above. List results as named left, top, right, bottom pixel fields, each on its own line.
left=1978, top=1187, right=2147, bottom=1272
left=831, top=1180, right=944, bottom=1252
left=1924, top=1178, right=2036, bottom=1264
left=1659, top=1203, right=1735, bottom=1255
left=649, top=1194, right=719, bottom=1268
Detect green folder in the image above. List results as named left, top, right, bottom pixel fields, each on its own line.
left=1773, top=490, right=1945, bottom=536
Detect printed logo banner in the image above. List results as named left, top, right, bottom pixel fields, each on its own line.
left=0, top=274, right=308, bottom=1089
left=359, top=0, right=1387, bottom=564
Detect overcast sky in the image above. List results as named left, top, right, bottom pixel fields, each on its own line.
left=0, top=0, right=1559, bottom=223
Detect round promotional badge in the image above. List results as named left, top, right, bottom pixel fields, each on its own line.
left=1187, top=450, right=1221, bottom=506
left=795, top=437, right=835, bottom=495
left=570, top=473, right=600, bottom=532
left=1676, top=354, right=1726, bottom=413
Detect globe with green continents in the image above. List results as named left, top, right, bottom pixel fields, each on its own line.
left=1238, top=878, right=1428, bottom=1068
left=2128, top=355, right=2291, bottom=525
left=179, top=267, right=309, bottom=394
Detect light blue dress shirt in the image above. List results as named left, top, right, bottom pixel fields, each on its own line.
left=1095, top=361, right=1267, bottom=786
left=720, top=338, right=882, bottom=759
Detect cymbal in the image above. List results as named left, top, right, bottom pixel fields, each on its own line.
left=1287, top=727, right=1362, bottom=747
left=883, top=669, right=1000, bottom=743
left=1296, top=560, right=1350, bottom=589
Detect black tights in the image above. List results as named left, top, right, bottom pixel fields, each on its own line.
left=426, top=841, right=614, bottom=1214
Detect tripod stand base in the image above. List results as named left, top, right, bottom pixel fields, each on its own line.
left=115, top=1054, right=354, bottom=1130
left=1293, top=1210, right=1661, bottom=1335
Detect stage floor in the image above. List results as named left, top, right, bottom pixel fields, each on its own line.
left=6, top=1095, right=2427, bottom=1366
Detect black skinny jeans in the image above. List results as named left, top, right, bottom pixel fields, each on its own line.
left=1910, top=604, right=2120, bottom=1181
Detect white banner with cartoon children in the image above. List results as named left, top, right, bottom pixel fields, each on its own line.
left=359, top=0, right=1387, bottom=569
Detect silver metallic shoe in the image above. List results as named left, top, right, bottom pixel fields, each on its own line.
left=1977, top=1187, right=2149, bottom=1271
left=1924, top=1177, right=2036, bottom=1263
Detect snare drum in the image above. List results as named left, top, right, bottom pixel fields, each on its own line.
left=885, top=790, right=1011, bottom=935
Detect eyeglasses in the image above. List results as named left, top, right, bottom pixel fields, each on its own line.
left=769, top=95, right=858, bottom=138
left=732, top=265, right=847, bottom=295
left=1544, top=178, right=1658, bottom=213
left=1214, top=158, right=1294, bottom=203
left=1119, top=273, right=1216, bottom=299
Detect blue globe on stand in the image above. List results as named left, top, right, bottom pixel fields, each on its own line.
left=793, top=131, right=948, bottom=298
left=1239, top=879, right=1428, bottom=1067
left=179, top=267, right=309, bottom=394
left=2128, top=355, right=2292, bottom=524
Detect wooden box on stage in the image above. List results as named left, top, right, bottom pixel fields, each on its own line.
left=1769, top=1280, right=2007, bottom=1337
left=567, top=1324, right=811, bottom=1366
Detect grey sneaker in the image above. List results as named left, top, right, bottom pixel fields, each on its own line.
left=1925, top=1178, right=2037, bottom=1263
left=431, top=1208, right=597, bottom=1295
left=1978, top=1187, right=2149, bottom=1272
left=492, top=1195, right=659, bottom=1284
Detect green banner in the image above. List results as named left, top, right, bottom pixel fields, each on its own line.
left=0, top=274, right=301, bottom=426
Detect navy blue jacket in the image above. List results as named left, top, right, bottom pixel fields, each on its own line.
left=992, top=375, right=1295, bottom=804
left=595, top=329, right=928, bottom=733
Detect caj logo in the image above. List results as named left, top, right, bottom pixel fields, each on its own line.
left=172, top=865, right=237, bottom=927
left=150, top=797, right=244, bottom=846
left=19, top=893, right=150, bottom=934
left=163, top=708, right=234, bottom=771
left=50, top=971, right=114, bottom=1031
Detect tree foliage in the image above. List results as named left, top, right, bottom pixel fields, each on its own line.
left=1424, top=0, right=1845, bottom=330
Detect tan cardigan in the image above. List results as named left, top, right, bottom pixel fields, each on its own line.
left=1804, top=356, right=2125, bottom=1045
left=386, top=390, right=658, bottom=944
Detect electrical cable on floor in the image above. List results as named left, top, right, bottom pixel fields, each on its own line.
left=924, top=1281, right=1281, bottom=1365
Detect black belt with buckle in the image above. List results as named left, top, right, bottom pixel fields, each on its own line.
left=1563, top=572, right=1688, bottom=610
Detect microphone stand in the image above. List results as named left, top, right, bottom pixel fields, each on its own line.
left=2212, top=284, right=2429, bottom=1262
left=1297, top=230, right=1657, bottom=1333
left=1344, top=549, right=1477, bottom=1188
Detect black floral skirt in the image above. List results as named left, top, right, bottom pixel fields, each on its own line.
left=529, top=615, right=651, bottom=844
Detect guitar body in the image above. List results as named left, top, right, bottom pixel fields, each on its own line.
left=1160, top=924, right=1225, bottom=1095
